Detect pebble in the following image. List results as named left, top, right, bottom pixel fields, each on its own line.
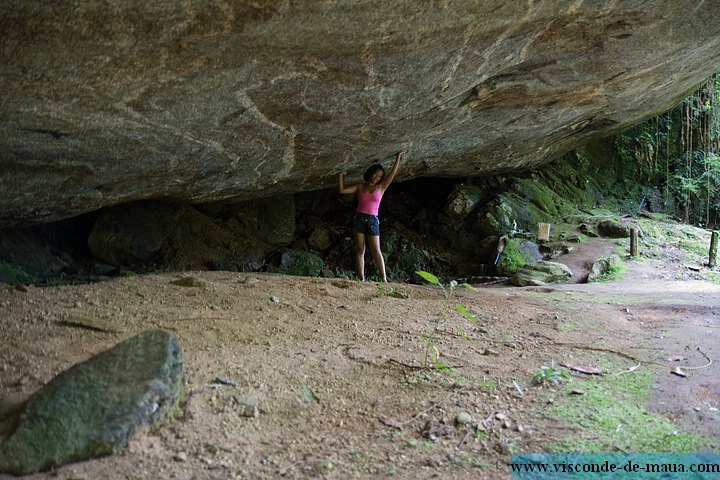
left=233, top=394, right=262, bottom=418
left=455, top=412, right=473, bottom=426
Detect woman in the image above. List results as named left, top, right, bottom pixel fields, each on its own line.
left=338, top=151, right=402, bottom=282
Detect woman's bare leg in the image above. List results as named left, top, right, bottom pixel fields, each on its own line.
left=367, top=235, right=387, bottom=283
left=354, top=232, right=366, bottom=281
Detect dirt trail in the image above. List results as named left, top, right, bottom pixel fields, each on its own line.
left=0, top=245, right=718, bottom=479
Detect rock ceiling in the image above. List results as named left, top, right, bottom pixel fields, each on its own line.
left=2, top=1, right=720, bottom=226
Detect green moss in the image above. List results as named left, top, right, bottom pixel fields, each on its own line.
left=549, top=358, right=704, bottom=453
left=0, top=330, right=183, bottom=475
left=634, top=217, right=711, bottom=266
left=706, top=271, right=720, bottom=284
left=588, top=256, right=627, bottom=283
left=282, top=251, right=324, bottom=277
left=498, top=238, right=534, bottom=275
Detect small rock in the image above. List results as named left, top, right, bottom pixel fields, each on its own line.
left=214, top=376, right=238, bottom=387
left=233, top=394, right=262, bottom=418
left=173, top=452, right=188, bottom=462
left=270, top=296, right=281, bottom=303
left=455, top=412, right=473, bottom=426
left=314, top=459, right=334, bottom=475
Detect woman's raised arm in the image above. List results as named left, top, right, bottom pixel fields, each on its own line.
left=338, top=171, right=360, bottom=194
left=380, top=151, right=402, bottom=191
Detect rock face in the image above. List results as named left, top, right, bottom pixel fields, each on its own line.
left=2, top=1, right=720, bottom=226
left=0, top=330, right=183, bottom=476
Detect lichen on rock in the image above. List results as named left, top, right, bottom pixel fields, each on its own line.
left=0, top=330, right=183, bottom=476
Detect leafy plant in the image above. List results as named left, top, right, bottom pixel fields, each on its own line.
left=532, top=361, right=570, bottom=386
left=283, top=251, right=324, bottom=277
left=415, top=270, right=478, bottom=385
left=0, top=260, right=36, bottom=285
left=297, top=383, right=316, bottom=404
left=375, top=283, right=409, bottom=299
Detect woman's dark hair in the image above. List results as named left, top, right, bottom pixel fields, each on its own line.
left=363, top=164, right=385, bottom=182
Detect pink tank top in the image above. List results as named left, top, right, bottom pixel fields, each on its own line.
left=357, top=188, right=383, bottom=216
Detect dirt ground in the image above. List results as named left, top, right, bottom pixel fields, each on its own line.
left=0, top=237, right=719, bottom=479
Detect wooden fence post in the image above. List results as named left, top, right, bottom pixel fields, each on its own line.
left=709, top=231, right=719, bottom=268
left=630, top=228, right=639, bottom=257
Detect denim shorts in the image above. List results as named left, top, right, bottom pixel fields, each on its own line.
left=352, top=213, right=380, bottom=236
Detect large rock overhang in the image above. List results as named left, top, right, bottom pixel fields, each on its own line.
left=1, top=1, right=720, bottom=226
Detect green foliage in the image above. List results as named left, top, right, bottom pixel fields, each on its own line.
left=0, top=260, right=36, bottom=284
left=375, top=283, right=409, bottom=299
left=415, top=270, right=478, bottom=386
left=593, top=263, right=626, bottom=283
left=298, top=383, right=316, bottom=404
left=532, top=362, right=570, bottom=386
left=283, top=251, right=324, bottom=277
left=614, top=72, right=720, bottom=226
left=386, top=236, right=427, bottom=282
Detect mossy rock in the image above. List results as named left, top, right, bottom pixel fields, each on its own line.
left=511, top=261, right=573, bottom=286
left=0, top=330, right=183, bottom=475
left=497, top=238, right=539, bottom=276
left=279, top=250, right=324, bottom=277
left=597, top=219, right=629, bottom=238
left=587, top=255, right=623, bottom=283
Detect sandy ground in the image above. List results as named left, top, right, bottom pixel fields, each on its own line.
left=0, top=238, right=719, bottom=479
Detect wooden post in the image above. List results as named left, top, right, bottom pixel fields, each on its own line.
left=630, top=228, right=639, bottom=257
left=709, top=231, right=719, bottom=268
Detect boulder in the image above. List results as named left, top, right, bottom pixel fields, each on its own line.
left=445, top=185, right=487, bottom=219
left=2, top=1, right=720, bottom=226
left=511, top=261, right=573, bottom=286
left=88, top=201, right=178, bottom=267
left=0, top=330, right=183, bottom=476
left=587, top=254, right=623, bottom=283
left=597, top=219, right=629, bottom=238
left=88, top=201, right=268, bottom=272
left=308, top=226, right=333, bottom=252
left=279, top=250, right=325, bottom=277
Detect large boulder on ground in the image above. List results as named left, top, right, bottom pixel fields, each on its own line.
left=88, top=201, right=179, bottom=267
left=0, top=330, right=183, bottom=476
left=597, top=219, right=629, bottom=238
left=587, top=254, right=623, bottom=283
left=89, top=200, right=268, bottom=272
left=279, top=250, right=325, bottom=277
left=2, top=1, right=720, bottom=227
left=511, top=261, right=573, bottom=286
